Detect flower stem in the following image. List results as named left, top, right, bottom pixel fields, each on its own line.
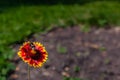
left=28, top=65, right=30, bottom=80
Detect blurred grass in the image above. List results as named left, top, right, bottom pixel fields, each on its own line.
left=1, top=1, right=120, bottom=46
left=0, top=1, right=120, bottom=79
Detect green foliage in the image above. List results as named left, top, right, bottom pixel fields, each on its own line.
left=57, top=44, right=67, bottom=54
left=0, top=46, right=15, bottom=78
left=0, top=1, right=120, bottom=46
left=99, top=47, right=106, bottom=51
left=74, top=66, right=81, bottom=72
left=82, top=1, right=120, bottom=27
left=80, top=24, right=90, bottom=32
left=0, top=61, right=15, bottom=80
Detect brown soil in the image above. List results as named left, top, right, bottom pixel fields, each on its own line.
left=9, top=26, right=120, bottom=80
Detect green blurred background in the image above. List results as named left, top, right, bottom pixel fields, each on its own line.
left=0, top=0, right=120, bottom=80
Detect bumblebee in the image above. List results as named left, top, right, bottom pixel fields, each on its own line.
left=30, top=42, right=36, bottom=50
left=30, top=42, right=36, bottom=54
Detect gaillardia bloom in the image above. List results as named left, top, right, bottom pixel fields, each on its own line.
left=17, top=41, right=48, bottom=68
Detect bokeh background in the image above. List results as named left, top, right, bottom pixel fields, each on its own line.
left=0, top=0, right=120, bottom=80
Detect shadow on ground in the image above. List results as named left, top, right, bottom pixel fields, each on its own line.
left=0, top=0, right=92, bottom=13
left=0, top=0, right=119, bottom=13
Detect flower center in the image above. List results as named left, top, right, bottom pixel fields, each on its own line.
left=31, top=49, right=36, bottom=54
left=30, top=50, right=41, bottom=60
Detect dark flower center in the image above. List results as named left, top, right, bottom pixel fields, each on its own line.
left=30, top=50, right=42, bottom=60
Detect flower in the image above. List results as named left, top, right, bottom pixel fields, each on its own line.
left=17, top=41, right=48, bottom=68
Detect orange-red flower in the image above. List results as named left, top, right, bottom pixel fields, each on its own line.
left=17, top=41, right=48, bottom=68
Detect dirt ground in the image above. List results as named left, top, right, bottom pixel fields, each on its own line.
left=9, top=26, right=120, bottom=80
